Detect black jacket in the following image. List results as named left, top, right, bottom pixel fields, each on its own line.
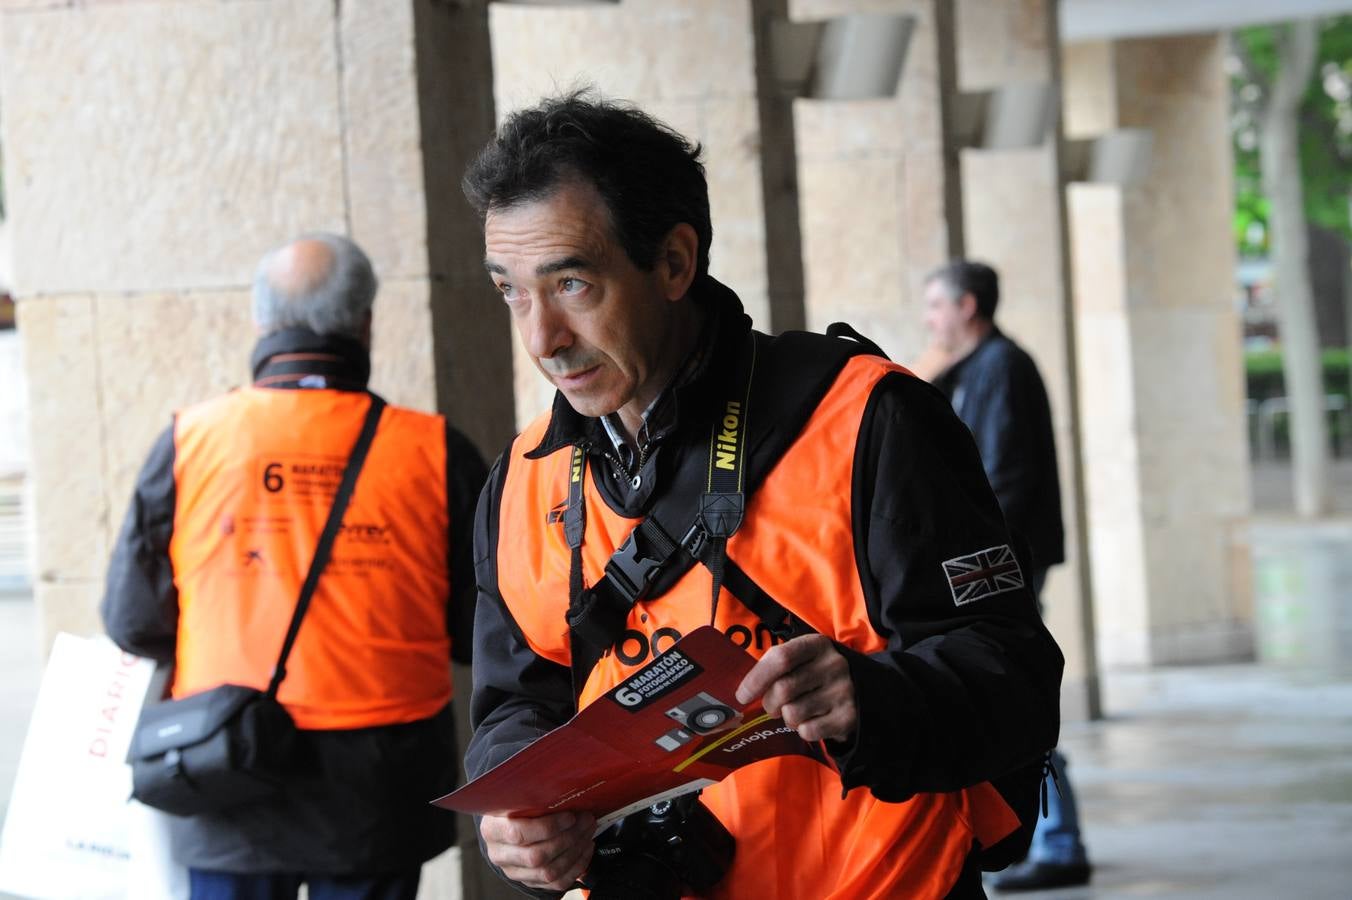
left=932, top=328, right=1066, bottom=571
left=467, top=279, right=1063, bottom=896
left=100, top=329, right=488, bottom=874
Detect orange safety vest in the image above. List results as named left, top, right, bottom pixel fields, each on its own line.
left=497, top=355, right=1019, bottom=900
left=169, top=387, right=454, bottom=730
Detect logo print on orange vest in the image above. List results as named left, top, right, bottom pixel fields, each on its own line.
left=714, top=400, right=742, bottom=471
left=547, top=499, right=569, bottom=525
left=612, top=621, right=786, bottom=667
left=339, top=522, right=391, bottom=544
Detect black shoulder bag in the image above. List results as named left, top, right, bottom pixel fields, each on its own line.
left=128, top=394, right=386, bottom=817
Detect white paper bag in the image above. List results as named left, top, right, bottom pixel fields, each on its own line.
left=125, top=799, right=189, bottom=900
left=0, top=632, right=156, bottom=899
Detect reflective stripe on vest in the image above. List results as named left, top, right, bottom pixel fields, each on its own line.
left=169, top=387, right=453, bottom=730
left=498, top=355, right=1018, bottom=900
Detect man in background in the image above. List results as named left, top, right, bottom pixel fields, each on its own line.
left=101, top=233, right=487, bottom=900
left=924, top=259, right=1093, bottom=892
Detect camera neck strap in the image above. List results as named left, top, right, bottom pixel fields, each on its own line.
left=265, top=393, right=386, bottom=699
left=565, top=336, right=816, bottom=703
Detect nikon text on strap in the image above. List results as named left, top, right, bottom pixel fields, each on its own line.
left=699, top=338, right=755, bottom=626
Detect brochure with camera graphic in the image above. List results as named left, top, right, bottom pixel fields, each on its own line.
left=432, top=626, right=831, bottom=830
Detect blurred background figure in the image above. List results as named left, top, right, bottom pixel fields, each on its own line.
left=922, top=260, right=1092, bottom=892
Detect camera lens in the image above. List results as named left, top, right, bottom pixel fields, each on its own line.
left=693, top=706, right=730, bottom=730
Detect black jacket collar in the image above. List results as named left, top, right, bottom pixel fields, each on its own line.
left=251, top=328, right=371, bottom=391
left=935, top=326, right=1005, bottom=388
left=525, top=276, right=753, bottom=459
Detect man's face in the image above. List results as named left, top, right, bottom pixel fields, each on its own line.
left=922, top=278, right=967, bottom=353
left=484, top=180, right=681, bottom=422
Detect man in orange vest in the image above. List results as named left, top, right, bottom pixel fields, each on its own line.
left=462, top=93, right=1063, bottom=899
left=100, top=233, right=487, bottom=900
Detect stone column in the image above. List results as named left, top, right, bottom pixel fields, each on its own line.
left=3, top=1, right=510, bottom=896
left=1064, top=36, right=1253, bottom=668
left=488, top=0, right=808, bottom=425
left=792, top=0, right=965, bottom=362
left=955, top=0, right=1101, bottom=719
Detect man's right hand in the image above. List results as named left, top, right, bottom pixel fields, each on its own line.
left=480, top=811, right=596, bottom=892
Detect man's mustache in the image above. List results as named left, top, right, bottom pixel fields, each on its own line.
left=538, top=350, right=605, bottom=378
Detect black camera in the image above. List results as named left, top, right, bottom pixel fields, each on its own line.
left=581, top=793, right=734, bottom=900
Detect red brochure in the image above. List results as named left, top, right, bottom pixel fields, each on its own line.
left=432, top=626, right=831, bottom=830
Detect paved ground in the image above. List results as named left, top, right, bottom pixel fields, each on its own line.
left=996, top=664, right=1352, bottom=899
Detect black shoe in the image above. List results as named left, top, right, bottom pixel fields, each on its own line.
left=992, top=859, right=1092, bottom=892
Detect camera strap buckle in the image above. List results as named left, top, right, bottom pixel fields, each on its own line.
left=569, top=517, right=687, bottom=658
left=603, top=518, right=680, bottom=606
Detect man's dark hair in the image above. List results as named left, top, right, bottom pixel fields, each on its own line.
left=462, top=91, right=712, bottom=283
left=927, top=259, right=1000, bottom=320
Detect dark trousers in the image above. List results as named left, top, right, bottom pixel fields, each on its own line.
left=188, top=869, right=420, bottom=900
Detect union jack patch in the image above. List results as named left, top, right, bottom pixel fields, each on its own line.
left=942, top=544, right=1025, bottom=606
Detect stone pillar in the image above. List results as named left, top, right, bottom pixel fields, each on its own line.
left=488, top=0, right=807, bottom=425
left=792, top=0, right=964, bottom=362
left=955, top=0, right=1101, bottom=719
left=3, top=1, right=511, bottom=896
left=1064, top=36, right=1253, bottom=668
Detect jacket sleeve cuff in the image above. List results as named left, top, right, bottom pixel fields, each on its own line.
left=824, top=641, right=916, bottom=801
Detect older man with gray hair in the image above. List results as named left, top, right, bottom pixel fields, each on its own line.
left=101, top=233, right=487, bottom=900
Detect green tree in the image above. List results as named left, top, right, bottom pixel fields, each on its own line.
left=1232, top=17, right=1352, bottom=254
left=1233, top=20, right=1336, bottom=517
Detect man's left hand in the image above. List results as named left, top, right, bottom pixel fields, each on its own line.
left=735, top=634, right=858, bottom=743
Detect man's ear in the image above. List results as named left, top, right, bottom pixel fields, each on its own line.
left=959, top=292, right=980, bottom=322
left=657, top=223, right=699, bottom=301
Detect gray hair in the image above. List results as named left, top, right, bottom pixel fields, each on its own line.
left=924, top=259, right=999, bottom=321
left=251, top=232, right=377, bottom=339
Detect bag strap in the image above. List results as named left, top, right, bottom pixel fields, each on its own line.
left=265, top=393, right=386, bottom=699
